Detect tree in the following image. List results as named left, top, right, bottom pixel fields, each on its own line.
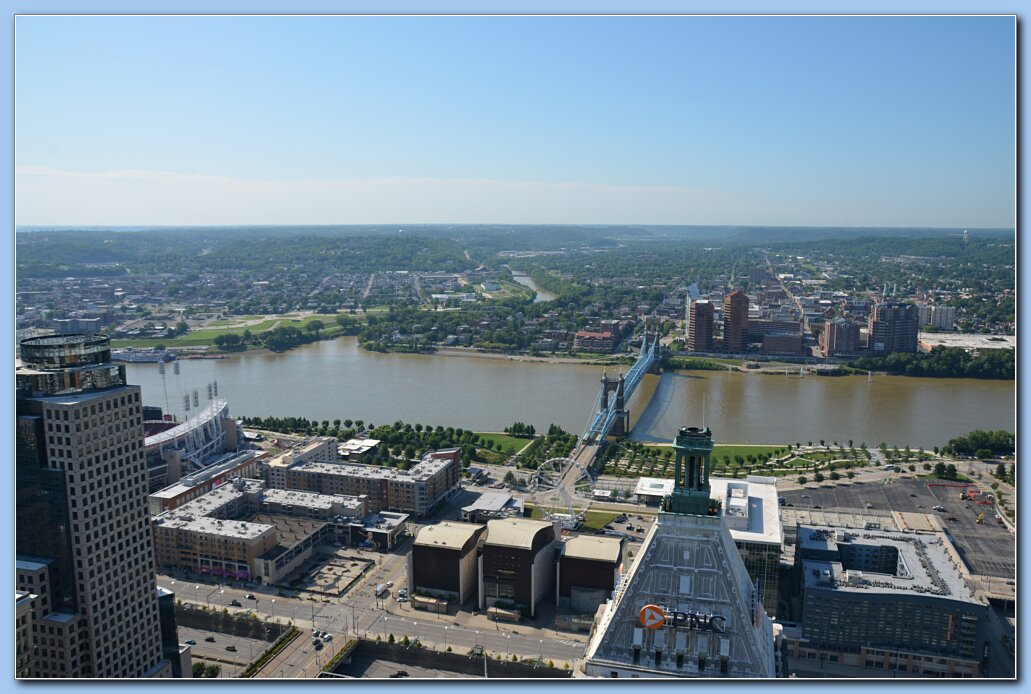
left=995, top=462, right=1007, bottom=479
left=975, top=448, right=993, bottom=460
left=829, top=471, right=840, bottom=481
left=934, top=462, right=947, bottom=478
left=344, top=419, right=353, bottom=429
left=846, top=470, right=855, bottom=479
left=204, top=664, right=221, bottom=678
left=813, top=472, right=825, bottom=483
left=306, top=319, right=325, bottom=336
left=503, top=471, right=516, bottom=485
left=193, top=663, right=207, bottom=678
left=797, top=475, right=808, bottom=486
left=945, top=463, right=958, bottom=480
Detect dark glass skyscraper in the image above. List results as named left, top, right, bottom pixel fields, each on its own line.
left=16, top=335, right=168, bottom=678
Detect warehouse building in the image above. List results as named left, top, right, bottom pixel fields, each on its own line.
left=556, top=535, right=623, bottom=614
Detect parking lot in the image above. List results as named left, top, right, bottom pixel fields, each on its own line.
left=781, top=478, right=1014, bottom=579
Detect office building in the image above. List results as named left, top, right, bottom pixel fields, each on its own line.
left=16, top=591, right=36, bottom=677
left=867, top=302, right=919, bottom=355
left=157, top=587, right=191, bottom=678
left=687, top=300, right=715, bottom=352
left=789, top=525, right=990, bottom=677
left=761, top=332, right=803, bottom=356
left=631, top=476, right=782, bottom=618
left=408, top=522, right=487, bottom=606
left=820, top=318, right=861, bottom=358
left=930, top=305, right=957, bottom=331
left=16, top=334, right=169, bottom=678
left=479, top=518, right=557, bottom=617
left=723, top=290, right=749, bottom=353
left=583, top=426, right=776, bottom=678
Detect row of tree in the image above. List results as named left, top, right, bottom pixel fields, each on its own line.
left=848, top=345, right=1013, bottom=379
left=944, top=429, right=1014, bottom=457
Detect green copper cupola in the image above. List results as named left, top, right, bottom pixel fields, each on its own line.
left=665, top=426, right=717, bottom=515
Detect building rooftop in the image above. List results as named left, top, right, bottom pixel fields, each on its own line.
left=16, top=558, right=50, bottom=572
left=338, top=437, right=381, bottom=455
left=261, top=487, right=365, bottom=514
left=414, top=521, right=485, bottom=550
left=634, top=477, right=675, bottom=498
left=484, top=518, right=554, bottom=550
left=708, top=476, right=783, bottom=546
left=154, top=514, right=275, bottom=540
left=562, top=535, right=622, bottom=563
left=918, top=332, right=1015, bottom=352
left=293, top=456, right=450, bottom=483
left=798, top=525, right=976, bottom=602
left=461, top=492, right=511, bottom=514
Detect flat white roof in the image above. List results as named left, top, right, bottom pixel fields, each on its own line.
left=708, top=476, right=783, bottom=546
left=563, top=535, right=622, bottom=563
left=634, top=477, right=675, bottom=497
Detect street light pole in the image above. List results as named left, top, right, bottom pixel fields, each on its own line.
left=444, top=626, right=448, bottom=651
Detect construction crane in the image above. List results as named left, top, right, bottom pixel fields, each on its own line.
left=976, top=512, right=985, bottom=524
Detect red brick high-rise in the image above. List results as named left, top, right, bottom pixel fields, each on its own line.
left=723, top=290, right=749, bottom=354
left=687, top=300, right=714, bottom=352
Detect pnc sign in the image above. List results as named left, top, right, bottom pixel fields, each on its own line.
left=639, top=604, right=727, bottom=633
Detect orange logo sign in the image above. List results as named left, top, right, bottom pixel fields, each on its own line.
left=639, top=604, right=666, bottom=629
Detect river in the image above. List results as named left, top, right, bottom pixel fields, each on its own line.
left=125, top=337, right=1014, bottom=449
left=510, top=272, right=558, bottom=303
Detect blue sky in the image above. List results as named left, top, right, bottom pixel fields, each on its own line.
left=15, top=15, right=1015, bottom=226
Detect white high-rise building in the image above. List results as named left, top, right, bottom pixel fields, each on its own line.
left=17, top=335, right=169, bottom=678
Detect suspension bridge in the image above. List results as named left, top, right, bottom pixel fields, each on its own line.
left=579, top=333, right=662, bottom=447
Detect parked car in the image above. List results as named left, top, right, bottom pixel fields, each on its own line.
left=314, top=641, right=324, bottom=651
left=323, top=634, right=333, bottom=641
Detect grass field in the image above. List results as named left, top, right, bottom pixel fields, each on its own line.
left=525, top=505, right=620, bottom=532
left=643, top=443, right=787, bottom=460
left=111, top=314, right=351, bottom=349
left=474, top=432, right=533, bottom=454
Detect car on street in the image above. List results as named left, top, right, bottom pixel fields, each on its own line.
left=386, top=581, right=394, bottom=588
left=396, top=596, right=407, bottom=603
left=390, top=671, right=410, bottom=678
left=229, top=599, right=242, bottom=607
left=226, top=645, right=237, bottom=652
left=184, top=639, right=197, bottom=645
left=246, top=594, right=256, bottom=600
left=205, top=636, right=216, bottom=642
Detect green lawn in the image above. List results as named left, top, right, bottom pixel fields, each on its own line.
left=474, top=432, right=534, bottom=454
left=111, top=314, right=353, bottom=349
left=524, top=506, right=619, bottom=532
